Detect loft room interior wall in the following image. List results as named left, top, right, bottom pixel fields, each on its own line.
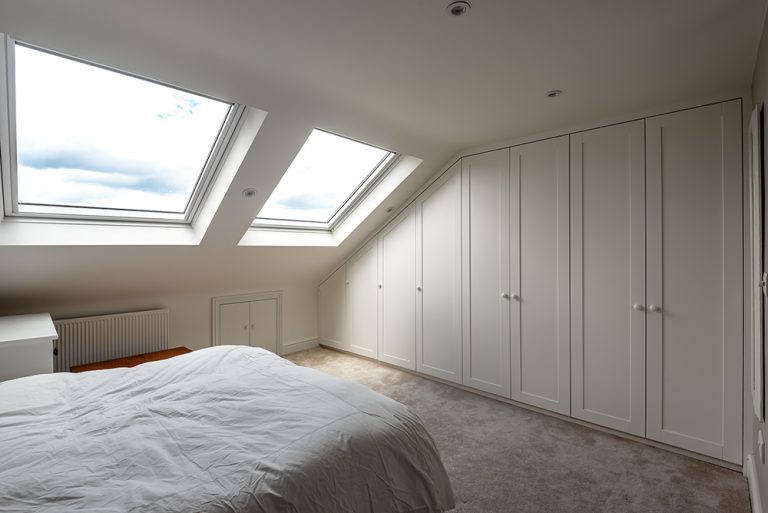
left=0, top=284, right=318, bottom=353
left=752, top=4, right=768, bottom=507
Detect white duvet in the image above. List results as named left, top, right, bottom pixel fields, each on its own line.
left=0, top=346, right=454, bottom=513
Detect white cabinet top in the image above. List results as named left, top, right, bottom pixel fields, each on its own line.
left=0, top=313, right=58, bottom=344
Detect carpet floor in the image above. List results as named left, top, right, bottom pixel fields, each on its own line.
left=286, top=347, right=750, bottom=513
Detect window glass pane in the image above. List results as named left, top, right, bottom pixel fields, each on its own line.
left=14, top=44, right=231, bottom=214
left=256, top=129, right=392, bottom=224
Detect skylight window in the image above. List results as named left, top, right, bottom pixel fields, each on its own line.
left=1, top=40, right=244, bottom=222
left=255, top=129, right=396, bottom=229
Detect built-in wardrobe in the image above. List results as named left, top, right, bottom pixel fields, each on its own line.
left=317, top=99, right=743, bottom=465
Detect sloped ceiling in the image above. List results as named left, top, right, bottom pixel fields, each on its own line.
left=0, top=0, right=765, bottom=304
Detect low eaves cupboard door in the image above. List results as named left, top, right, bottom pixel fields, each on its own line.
left=319, top=265, right=348, bottom=350
left=346, top=240, right=379, bottom=358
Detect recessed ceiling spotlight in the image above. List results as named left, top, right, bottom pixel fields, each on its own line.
left=242, top=188, right=257, bottom=198
left=446, top=1, right=471, bottom=17
left=546, top=90, right=563, bottom=98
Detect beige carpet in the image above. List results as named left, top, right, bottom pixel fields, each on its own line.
left=286, top=347, right=750, bottom=513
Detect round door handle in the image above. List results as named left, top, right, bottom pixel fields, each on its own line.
left=511, top=293, right=521, bottom=301
left=345, top=280, right=350, bottom=285
left=378, top=283, right=382, bottom=289
left=243, top=325, right=248, bottom=331
left=501, top=292, right=511, bottom=300
left=632, top=303, right=645, bottom=312
left=416, top=286, right=422, bottom=292
left=648, top=304, right=662, bottom=313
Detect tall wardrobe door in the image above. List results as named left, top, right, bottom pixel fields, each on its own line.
left=378, top=206, right=416, bottom=370
left=462, top=149, right=511, bottom=397
left=570, top=121, right=645, bottom=435
left=509, top=136, right=570, bottom=414
left=646, top=100, right=742, bottom=464
left=318, top=264, right=347, bottom=350
left=346, top=240, right=379, bottom=358
left=416, top=162, right=463, bottom=384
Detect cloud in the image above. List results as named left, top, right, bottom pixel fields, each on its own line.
left=13, top=44, right=231, bottom=213
left=257, top=129, right=391, bottom=223
left=276, top=192, right=338, bottom=210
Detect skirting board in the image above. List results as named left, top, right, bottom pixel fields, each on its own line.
left=747, top=454, right=764, bottom=513
left=281, top=338, right=318, bottom=355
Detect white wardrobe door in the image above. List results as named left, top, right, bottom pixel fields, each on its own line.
left=378, top=206, right=416, bottom=370
left=318, top=264, right=347, bottom=350
left=646, top=100, right=742, bottom=464
left=462, top=149, right=511, bottom=398
left=417, top=162, right=463, bottom=384
left=249, top=299, right=278, bottom=353
left=346, top=240, right=379, bottom=358
left=510, top=136, right=570, bottom=414
left=570, top=121, right=645, bottom=435
left=219, top=302, right=250, bottom=346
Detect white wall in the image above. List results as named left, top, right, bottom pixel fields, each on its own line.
left=750, top=5, right=768, bottom=507
left=0, top=284, right=317, bottom=352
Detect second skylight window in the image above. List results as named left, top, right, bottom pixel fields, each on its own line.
left=255, top=129, right=395, bottom=228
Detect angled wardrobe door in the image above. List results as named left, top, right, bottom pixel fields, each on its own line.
left=318, top=264, right=347, bottom=350
left=510, top=136, right=570, bottom=414
left=378, top=206, right=417, bottom=370
left=570, top=121, right=645, bottom=435
left=462, top=149, right=511, bottom=398
left=646, top=100, right=742, bottom=464
left=346, top=240, right=379, bottom=358
left=416, top=161, right=463, bottom=384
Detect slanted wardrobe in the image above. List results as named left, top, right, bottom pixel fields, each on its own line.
left=319, top=99, right=743, bottom=465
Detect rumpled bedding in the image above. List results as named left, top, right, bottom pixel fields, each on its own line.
left=0, top=345, right=455, bottom=512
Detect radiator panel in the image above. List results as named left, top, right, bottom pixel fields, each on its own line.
left=53, top=309, right=169, bottom=372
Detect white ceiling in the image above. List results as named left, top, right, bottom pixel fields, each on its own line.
left=0, top=0, right=765, bottom=305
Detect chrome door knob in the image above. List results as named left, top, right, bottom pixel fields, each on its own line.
left=416, top=286, right=422, bottom=292
left=501, top=293, right=511, bottom=300
left=648, top=304, right=662, bottom=313
left=511, top=293, right=521, bottom=301
left=632, top=303, right=645, bottom=311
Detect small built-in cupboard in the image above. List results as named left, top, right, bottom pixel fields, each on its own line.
left=212, top=291, right=281, bottom=353
left=317, top=99, right=743, bottom=465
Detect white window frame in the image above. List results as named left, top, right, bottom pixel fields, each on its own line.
left=252, top=129, right=399, bottom=233
left=0, top=36, right=246, bottom=224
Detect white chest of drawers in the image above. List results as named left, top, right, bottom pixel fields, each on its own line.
left=0, top=313, right=58, bottom=382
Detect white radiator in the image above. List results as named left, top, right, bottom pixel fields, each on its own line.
left=53, top=309, right=169, bottom=372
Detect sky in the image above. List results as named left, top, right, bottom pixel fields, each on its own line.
left=14, top=44, right=231, bottom=214
left=256, top=129, right=391, bottom=224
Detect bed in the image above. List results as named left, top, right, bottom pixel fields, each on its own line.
left=0, top=345, right=455, bottom=513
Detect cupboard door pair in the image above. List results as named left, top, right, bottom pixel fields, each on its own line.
left=463, top=138, right=570, bottom=413
left=573, top=101, right=742, bottom=464
left=219, top=299, right=278, bottom=352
